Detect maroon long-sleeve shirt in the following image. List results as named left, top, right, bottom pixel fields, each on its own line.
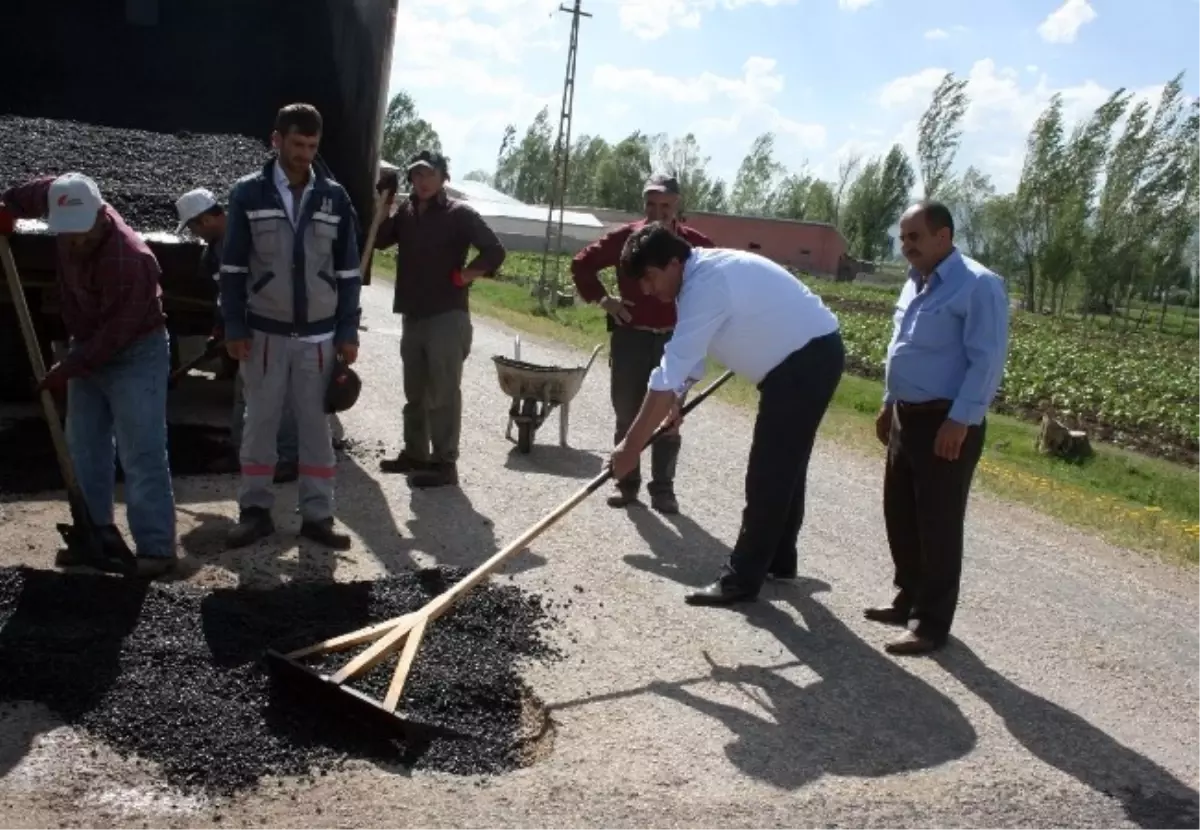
left=571, top=219, right=715, bottom=330
left=1, top=176, right=166, bottom=377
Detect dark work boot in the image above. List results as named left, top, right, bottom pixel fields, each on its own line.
left=380, top=451, right=431, bottom=475
left=408, top=462, right=459, bottom=489
left=647, top=483, right=679, bottom=515
left=300, top=517, right=352, bottom=551
left=606, top=481, right=640, bottom=507
left=226, top=507, right=275, bottom=550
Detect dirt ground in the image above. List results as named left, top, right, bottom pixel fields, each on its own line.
left=0, top=281, right=1197, bottom=828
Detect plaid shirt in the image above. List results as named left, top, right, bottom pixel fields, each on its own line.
left=1, top=176, right=166, bottom=377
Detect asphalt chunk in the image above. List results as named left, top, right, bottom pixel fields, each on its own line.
left=0, top=417, right=235, bottom=495
left=0, top=566, right=563, bottom=795
left=0, top=116, right=271, bottom=233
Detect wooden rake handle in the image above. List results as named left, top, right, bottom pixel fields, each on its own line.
left=409, top=368, right=735, bottom=628
left=294, top=369, right=736, bottom=691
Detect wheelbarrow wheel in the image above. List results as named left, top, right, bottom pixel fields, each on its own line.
left=517, top=398, right=537, bottom=454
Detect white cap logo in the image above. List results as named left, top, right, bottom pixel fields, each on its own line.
left=47, top=173, right=103, bottom=235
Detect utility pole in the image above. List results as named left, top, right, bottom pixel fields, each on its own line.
left=536, top=0, right=591, bottom=312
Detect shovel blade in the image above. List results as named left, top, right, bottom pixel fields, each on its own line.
left=55, top=521, right=137, bottom=576
left=263, top=648, right=469, bottom=747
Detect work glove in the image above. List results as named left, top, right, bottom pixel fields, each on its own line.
left=205, top=327, right=223, bottom=357
left=0, top=204, right=15, bottom=236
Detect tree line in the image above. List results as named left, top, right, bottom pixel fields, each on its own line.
left=382, top=70, right=1198, bottom=322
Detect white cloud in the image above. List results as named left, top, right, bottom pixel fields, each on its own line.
left=878, top=67, right=949, bottom=108
left=924, top=28, right=949, bottom=40
left=592, top=58, right=825, bottom=150
left=837, top=0, right=877, bottom=9
left=1036, top=0, right=1097, bottom=44
left=613, top=0, right=801, bottom=40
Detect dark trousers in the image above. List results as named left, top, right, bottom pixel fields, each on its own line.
left=883, top=402, right=985, bottom=644
left=610, top=325, right=680, bottom=495
left=723, top=331, right=845, bottom=591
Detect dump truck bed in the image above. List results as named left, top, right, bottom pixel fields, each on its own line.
left=0, top=0, right=398, bottom=398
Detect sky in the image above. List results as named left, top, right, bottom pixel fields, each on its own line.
left=387, top=0, right=1200, bottom=196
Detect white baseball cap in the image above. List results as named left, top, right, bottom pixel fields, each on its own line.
left=46, top=173, right=104, bottom=234
left=175, top=188, right=219, bottom=233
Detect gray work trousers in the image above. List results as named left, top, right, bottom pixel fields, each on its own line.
left=238, top=332, right=337, bottom=521
left=231, top=371, right=299, bottom=463
left=610, top=325, right=681, bottom=495
left=399, top=310, right=472, bottom=464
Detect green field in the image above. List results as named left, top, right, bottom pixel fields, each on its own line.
left=374, top=250, right=1200, bottom=565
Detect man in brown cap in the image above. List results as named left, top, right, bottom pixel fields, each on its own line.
left=571, top=174, right=714, bottom=514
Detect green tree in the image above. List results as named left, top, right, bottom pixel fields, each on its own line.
left=379, top=91, right=442, bottom=167
left=840, top=145, right=915, bottom=260
left=916, top=72, right=970, bottom=199
left=729, top=132, right=786, bottom=215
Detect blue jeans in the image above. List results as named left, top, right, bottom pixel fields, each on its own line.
left=65, top=327, right=176, bottom=559
left=231, top=372, right=298, bottom=464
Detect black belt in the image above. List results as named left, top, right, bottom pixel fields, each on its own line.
left=895, top=399, right=952, bottom=412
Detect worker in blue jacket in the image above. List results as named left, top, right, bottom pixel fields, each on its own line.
left=218, top=103, right=362, bottom=551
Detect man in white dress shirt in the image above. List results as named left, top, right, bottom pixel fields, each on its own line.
left=610, top=222, right=845, bottom=606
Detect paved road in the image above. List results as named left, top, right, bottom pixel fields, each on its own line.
left=1, top=279, right=1196, bottom=828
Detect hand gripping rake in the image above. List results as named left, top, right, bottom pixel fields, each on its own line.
left=264, top=369, right=734, bottom=744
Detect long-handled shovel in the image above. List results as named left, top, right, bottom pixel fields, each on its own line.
left=0, top=236, right=136, bottom=576
left=265, top=369, right=735, bottom=743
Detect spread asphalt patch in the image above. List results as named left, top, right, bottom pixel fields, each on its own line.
left=0, top=565, right=563, bottom=795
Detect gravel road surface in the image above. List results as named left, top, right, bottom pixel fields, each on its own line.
left=0, top=279, right=1196, bottom=829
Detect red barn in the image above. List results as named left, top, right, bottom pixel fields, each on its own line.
left=580, top=207, right=854, bottom=279
left=681, top=211, right=848, bottom=277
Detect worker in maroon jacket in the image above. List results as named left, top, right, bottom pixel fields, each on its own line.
left=571, top=174, right=714, bottom=514
left=0, top=173, right=176, bottom=577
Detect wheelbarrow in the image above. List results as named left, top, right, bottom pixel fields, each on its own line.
left=492, top=336, right=603, bottom=454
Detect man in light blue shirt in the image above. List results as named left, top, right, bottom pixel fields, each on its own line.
left=865, top=200, right=1009, bottom=656
left=610, top=223, right=845, bottom=606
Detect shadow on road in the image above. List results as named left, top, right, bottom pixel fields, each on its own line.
left=936, top=642, right=1200, bottom=830
left=334, top=452, right=416, bottom=576
left=0, top=568, right=149, bottom=781
left=404, top=484, right=546, bottom=576
left=652, top=578, right=977, bottom=789
left=623, top=508, right=731, bottom=588
left=502, top=443, right=604, bottom=480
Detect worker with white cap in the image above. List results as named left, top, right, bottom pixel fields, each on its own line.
left=0, top=172, right=177, bottom=577
left=175, top=187, right=299, bottom=482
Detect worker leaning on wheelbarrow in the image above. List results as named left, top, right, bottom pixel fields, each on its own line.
left=0, top=173, right=178, bottom=577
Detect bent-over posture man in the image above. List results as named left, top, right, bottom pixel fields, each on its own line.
left=571, top=174, right=713, bottom=514
left=866, top=200, right=1009, bottom=656
left=374, top=150, right=505, bottom=488
left=220, top=103, right=362, bottom=550
left=175, top=187, right=299, bottom=480
left=0, top=173, right=176, bottom=576
left=610, top=223, right=845, bottom=606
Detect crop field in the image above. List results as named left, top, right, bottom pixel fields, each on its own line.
left=493, top=252, right=1199, bottom=464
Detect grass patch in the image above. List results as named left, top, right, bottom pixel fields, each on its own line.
left=373, top=251, right=1199, bottom=566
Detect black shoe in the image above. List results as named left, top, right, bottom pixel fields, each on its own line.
left=685, top=580, right=759, bottom=606
left=274, top=461, right=299, bottom=484
left=135, top=556, right=177, bottom=578
left=766, top=565, right=798, bottom=581
left=226, top=507, right=275, bottom=550
left=606, top=485, right=639, bottom=507
left=55, top=524, right=135, bottom=571
left=649, top=489, right=679, bottom=515
left=864, top=606, right=910, bottom=627
left=885, top=630, right=944, bottom=655
left=299, top=518, right=352, bottom=551
left=380, top=452, right=430, bottom=475
left=408, top=462, right=458, bottom=489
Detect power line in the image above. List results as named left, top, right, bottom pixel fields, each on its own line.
left=536, top=0, right=592, bottom=312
